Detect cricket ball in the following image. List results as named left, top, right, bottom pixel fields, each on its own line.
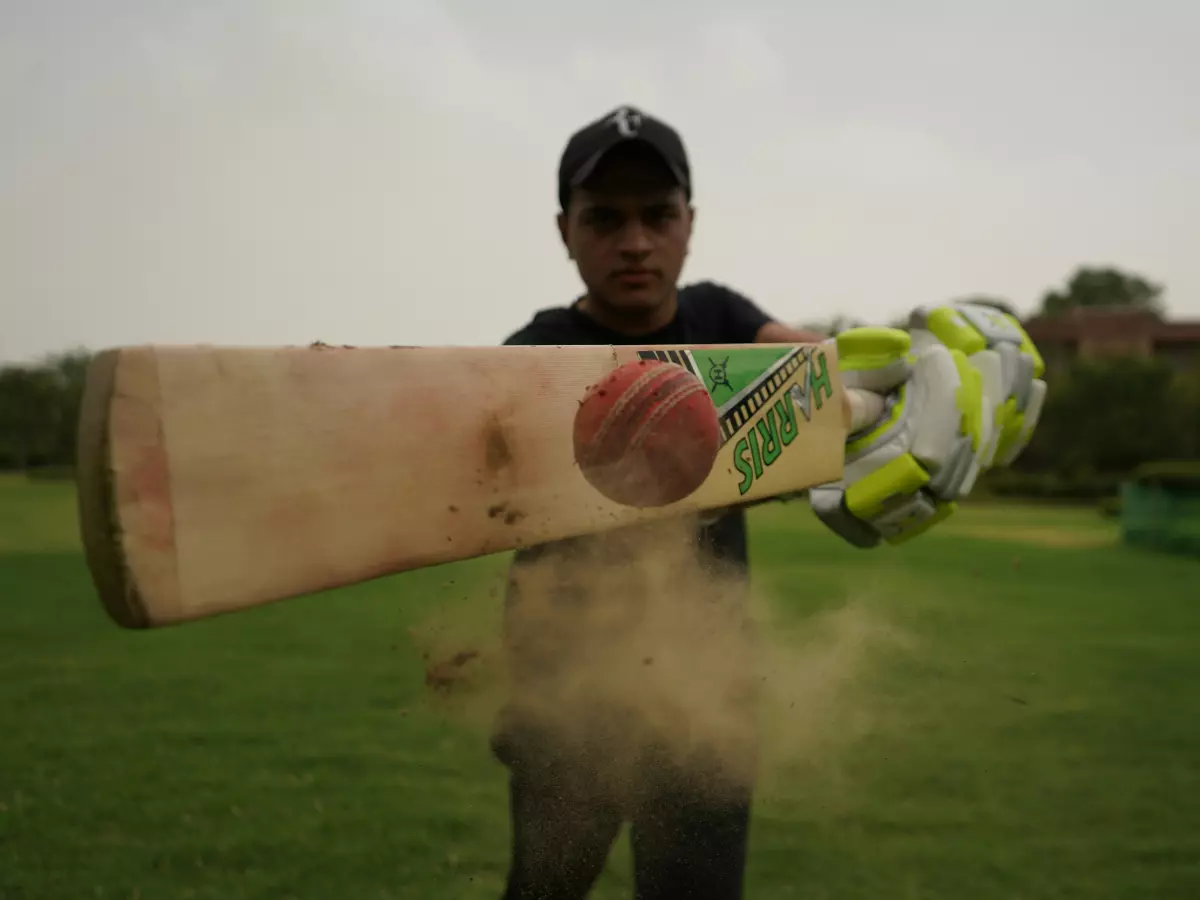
left=573, top=358, right=720, bottom=508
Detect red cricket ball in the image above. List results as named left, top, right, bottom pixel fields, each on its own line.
left=573, top=358, right=720, bottom=508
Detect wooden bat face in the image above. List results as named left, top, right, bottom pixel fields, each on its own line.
left=76, top=341, right=856, bottom=630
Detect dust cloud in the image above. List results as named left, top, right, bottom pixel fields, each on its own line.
left=407, top=513, right=910, bottom=803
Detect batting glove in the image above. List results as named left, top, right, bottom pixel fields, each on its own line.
left=809, top=305, right=1045, bottom=549
left=908, top=302, right=1047, bottom=476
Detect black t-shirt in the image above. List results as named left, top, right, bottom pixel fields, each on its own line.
left=492, top=281, right=774, bottom=762
left=502, top=279, right=773, bottom=572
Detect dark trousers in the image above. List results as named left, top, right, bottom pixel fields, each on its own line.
left=496, top=726, right=755, bottom=900
left=496, top=521, right=759, bottom=898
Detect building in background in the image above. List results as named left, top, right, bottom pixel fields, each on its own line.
left=1022, top=307, right=1200, bottom=374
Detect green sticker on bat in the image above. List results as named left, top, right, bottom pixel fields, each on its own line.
left=634, top=345, right=835, bottom=497
left=719, top=347, right=836, bottom=496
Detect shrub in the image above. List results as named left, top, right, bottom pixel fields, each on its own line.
left=979, top=468, right=1122, bottom=501
left=24, top=465, right=76, bottom=482
left=1129, top=459, right=1200, bottom=493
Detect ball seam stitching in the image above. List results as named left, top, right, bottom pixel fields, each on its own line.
left=584, top=365, right=679, bottom=466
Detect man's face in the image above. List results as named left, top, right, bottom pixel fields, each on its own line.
left=558, top=143, right=693, bottom=319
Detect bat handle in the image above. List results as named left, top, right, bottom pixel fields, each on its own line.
left=722, top=387, right=889, bottom=515
left=845, top=388, right=887, bottom=435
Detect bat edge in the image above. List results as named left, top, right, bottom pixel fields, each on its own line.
left=75, top=348, right=153, bottom=630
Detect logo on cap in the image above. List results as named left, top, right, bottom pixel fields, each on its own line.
left=607, top=106, right=643, bottom=138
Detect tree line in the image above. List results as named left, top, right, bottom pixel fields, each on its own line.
left=975, top=266, right=1199, bottom=498
left=0, top=349, right=90, bottom=471
left=2, top=267, right=1198, bottom=496
left=992, top=351, right=1200, bottom=499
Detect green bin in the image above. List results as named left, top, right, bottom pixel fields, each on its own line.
left=1120, top=466, right=1200, bottom=559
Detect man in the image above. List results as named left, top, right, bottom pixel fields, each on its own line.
left=493, top=105, right=1047, bottom=899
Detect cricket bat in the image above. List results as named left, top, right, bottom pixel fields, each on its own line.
left=76, top=341, right=884, bottom=630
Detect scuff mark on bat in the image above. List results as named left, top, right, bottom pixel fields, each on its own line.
left=487, top=501, right=526, bottom=525
left=483, top=415, right=514, bottom=473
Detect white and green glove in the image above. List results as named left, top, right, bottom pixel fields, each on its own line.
left=810, top=302, right=1047, bottom=548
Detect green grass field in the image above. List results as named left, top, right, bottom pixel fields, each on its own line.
left=3, top=473, right=1200, bottom=899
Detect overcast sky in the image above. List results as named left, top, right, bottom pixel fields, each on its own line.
left=2, top=0, right=1198, bottom=363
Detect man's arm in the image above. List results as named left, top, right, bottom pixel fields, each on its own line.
left=700, top=281, right=828, bottom=345
left=755, top=321, right=827, bottom=344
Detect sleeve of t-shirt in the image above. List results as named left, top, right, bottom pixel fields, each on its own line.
left=502, top=320, right=557, bottom=346
left=502, top=327, right=538, bottom=346
left=697, top=281, right=775, bottom=343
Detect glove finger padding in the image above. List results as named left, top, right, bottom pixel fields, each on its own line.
left=909, top=302, right=1047, bottom=471
left=996, top=377, right=1046, bottom=467
left=811, top=327, right=985, bottom=548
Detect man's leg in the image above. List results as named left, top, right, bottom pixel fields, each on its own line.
left=628, top=777, right=754, bottom=900
left=495, top=551, right=631, bottom=899
left=623, top=724, right=758, bottom=900
left=499, top=751, right=625, bottom=900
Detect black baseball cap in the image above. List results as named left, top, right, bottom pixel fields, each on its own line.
left=556, top=105, right=692, bottom=211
